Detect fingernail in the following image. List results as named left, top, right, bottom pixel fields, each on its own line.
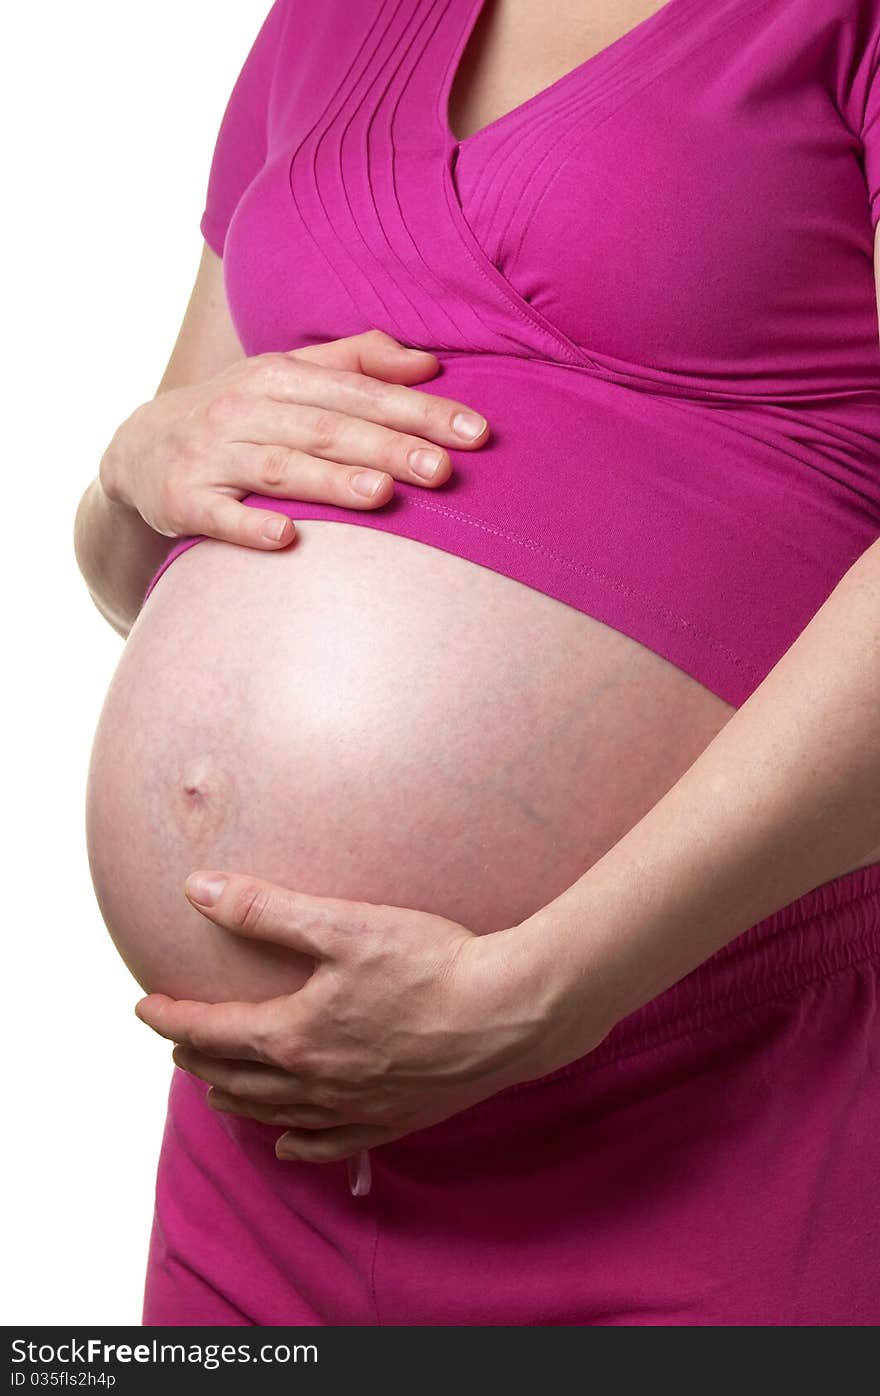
left=452, top=412, right=486, bottom=442
left=186, top=873, right=227, bottom=907
left=351, top=471, right=386, bottom=498
left=262, top=517, right=291, bottom=542
left=409, top=448, right=443, bottom=480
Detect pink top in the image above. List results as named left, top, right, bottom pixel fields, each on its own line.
left=146, top=0, right=880, bottom=706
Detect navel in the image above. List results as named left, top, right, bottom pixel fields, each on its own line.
left=170, top=753, right=240, bottom=845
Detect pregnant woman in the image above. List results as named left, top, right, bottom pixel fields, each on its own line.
left=75, top=0, right=880, bottom=1325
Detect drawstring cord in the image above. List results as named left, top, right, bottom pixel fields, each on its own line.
left=348, top=1148, right=372, bottom=1197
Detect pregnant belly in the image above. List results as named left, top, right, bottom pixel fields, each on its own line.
left=85, top=521, right=878, bottom=1004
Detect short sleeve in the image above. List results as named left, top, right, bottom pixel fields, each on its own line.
left=843, top=0, right=880, bottom=231
left=199, top=1, right=289, bottom=257
left=860, top=44, right=880, bottom=229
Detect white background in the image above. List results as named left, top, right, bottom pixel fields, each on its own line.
left=3, top=0, right=269, bottom=1324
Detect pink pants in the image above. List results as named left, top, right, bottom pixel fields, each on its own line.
left=142, top=863, right=880, bottom=1326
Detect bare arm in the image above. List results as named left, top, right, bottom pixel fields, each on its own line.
left=73, top=242, right=245, bottom=638
left=515, top=528, right=880, bottom=1051
left=507, top=223, right=880, bottom=1063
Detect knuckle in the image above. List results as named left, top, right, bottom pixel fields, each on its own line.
left=250, top=1035, right=273, bottom=1063
left=248, top=352, right=291, bottom=392
left=263, top=1103, right=289, bottom=1124
left=274, top=1033, right=308, bottom=1074
left=260, top=450, right=289, bottom=490
left=224, top=1068, right=252, bottom=1097
left=156, top=477, right=186, bottom=530
left=230, top=882, right=272, bottom=933
left=251, top=1018, right=283, bottom=1063
left=283, top=1107, right=316, bottom=1128
left=204, top=391, right=245, bottom=431
left=303, top=409, right=338, bottom=454
left=310, top=1083, right=344, bottom=1114
left=363, top=327, right=396, bottom=350
left=403, top=396, right=436, bottom=436
left=423, top=400, right=448, bottom=435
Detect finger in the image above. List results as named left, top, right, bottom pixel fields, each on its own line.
left=134, top=992, right=284, bottom=1061
left=234, top=410, right=456, bottom=492
left=181, top=490, right=297, bottom=550
left=206, top=1088, right=344, bottom=1130
left=276, top=1123, right=397, bottom=1163
left=182, top=871, right=367, bottom=958
left=231, top=442, right=396, bottom=509
left=250, top=350, right=490, bottom=450
left=171, top=1045, right=307, bottom=1104
left=287, top=328, right=441, bottom=385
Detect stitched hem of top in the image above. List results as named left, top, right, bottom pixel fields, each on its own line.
left=141, top=493, right=766, bottom=706
left=401, top=492, right=762, bottom=685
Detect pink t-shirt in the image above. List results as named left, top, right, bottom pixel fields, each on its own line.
left=146, top=0, right=880, bottom=705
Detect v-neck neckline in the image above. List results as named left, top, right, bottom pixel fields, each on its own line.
left=437, top=0, right=701, bottom=152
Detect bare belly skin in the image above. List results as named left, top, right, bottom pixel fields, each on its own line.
left=85, top=522, right=880, bottom=1003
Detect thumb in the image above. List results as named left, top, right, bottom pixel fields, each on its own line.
left=289, top=329, right=439, bottom=384
left=184, top=871, right=349, bottom=959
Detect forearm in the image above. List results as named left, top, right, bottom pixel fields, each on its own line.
left=517, top=537, right=880, bottom=1056
left=74, top=476, right=174, bottom=637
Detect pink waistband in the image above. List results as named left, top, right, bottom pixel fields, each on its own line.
left=468, top=860, right=880, bottom=1111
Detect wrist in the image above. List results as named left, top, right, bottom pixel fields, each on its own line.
left=478, top=912, right=621, bottom=1084
left=75, top=471, right=173, bottom=637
